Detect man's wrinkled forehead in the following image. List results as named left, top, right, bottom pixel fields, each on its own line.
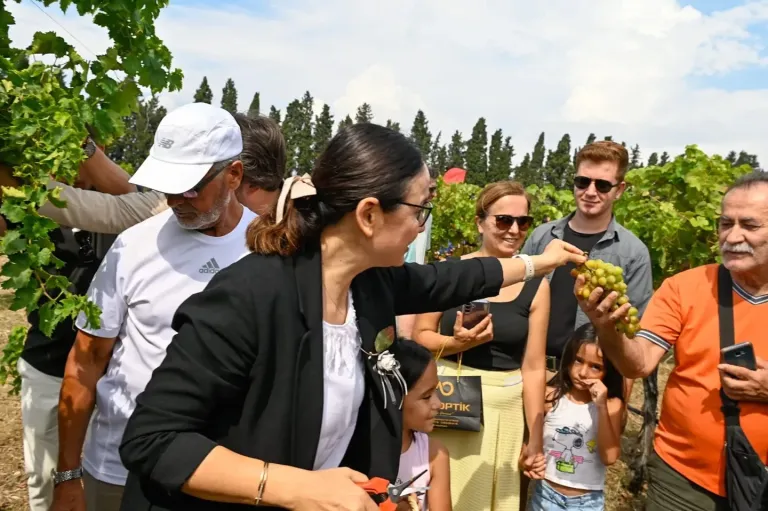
left=722, top=183, right=768, bottom=221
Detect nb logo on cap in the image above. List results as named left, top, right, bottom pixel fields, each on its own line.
left=158, top=138, right=174, bottom=149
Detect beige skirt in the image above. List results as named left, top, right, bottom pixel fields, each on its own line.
left=431, top=359, right=525, bottom=511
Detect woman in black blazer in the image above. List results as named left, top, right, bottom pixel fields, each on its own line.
left=118, top=123, right=585, bottom=511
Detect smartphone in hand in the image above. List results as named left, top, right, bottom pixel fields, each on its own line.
left=462, top=299, right=490, bottom=329
left=720, top=342, right=756, bottom=372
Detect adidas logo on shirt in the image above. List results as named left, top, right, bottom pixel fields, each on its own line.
left=199, top=258, right=221, bottom=274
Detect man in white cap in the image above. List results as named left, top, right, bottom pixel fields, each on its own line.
left=50, top=103, right=258, bottom=511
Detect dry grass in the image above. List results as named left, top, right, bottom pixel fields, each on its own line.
left=0, top=287, right=30, bottom=511
left=0, top=281, right=674, bottom=511
left=603, top=357, right=673, bottom=511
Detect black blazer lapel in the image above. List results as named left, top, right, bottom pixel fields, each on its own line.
left=291, top=247, right=324, bottom=469
left=343, top=279, right=402, bottom=480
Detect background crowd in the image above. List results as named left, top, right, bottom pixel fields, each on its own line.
left=1, top=102, right=766, bottom=511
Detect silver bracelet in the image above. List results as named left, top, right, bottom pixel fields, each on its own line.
left=513, top=254, right=535, bottom=282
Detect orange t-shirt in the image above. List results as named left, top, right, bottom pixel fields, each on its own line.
left=636, top=264, right=768, bottom=497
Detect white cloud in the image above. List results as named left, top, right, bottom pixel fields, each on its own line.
left=8, top=0, right=768, bottom=165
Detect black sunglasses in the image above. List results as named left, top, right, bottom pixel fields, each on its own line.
left=179, top=163, right=231, bottom=198
left=573, top=176, right=621, bottom=194
left=398, top=201, right=433, bottom=227
left=492, top=214, right=533, bottom=231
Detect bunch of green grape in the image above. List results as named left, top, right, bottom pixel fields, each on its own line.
left=571, top=258, right=640, bottom=338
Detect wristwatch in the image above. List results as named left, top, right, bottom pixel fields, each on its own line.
left=513, top=254, right=535, bottom=282
left=82, top=136, right=97, bottom=159
left=52, top=467, right=83, bottom=486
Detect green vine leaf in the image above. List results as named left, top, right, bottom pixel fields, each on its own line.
left=0, top=0, right=183, bottom=393
left=28, top=31, right=70, bottom=58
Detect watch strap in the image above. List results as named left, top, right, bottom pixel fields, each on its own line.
left=82, top=136, right=97, bottom=159
left=53, top=467, right=83, bottom=485
left=513, top=254, right=535, bottom=282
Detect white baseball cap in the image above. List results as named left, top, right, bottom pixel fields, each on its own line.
left=129, top=103, right=243, bottom=195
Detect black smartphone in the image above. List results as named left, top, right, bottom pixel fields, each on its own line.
left=720, top=342, right=756, bottom=371
left=461, top=299, right=490, bottom=329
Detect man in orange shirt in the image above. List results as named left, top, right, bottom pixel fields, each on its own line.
left=575, top=171, right=768, bottom=511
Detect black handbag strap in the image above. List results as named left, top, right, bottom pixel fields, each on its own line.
left=717, top=264, right=742, bottom=426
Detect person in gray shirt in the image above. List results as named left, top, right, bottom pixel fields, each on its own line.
left=521, top=141, right=653, bottom=381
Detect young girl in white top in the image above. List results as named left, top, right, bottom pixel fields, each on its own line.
left=390, top=339, right=452, bottom=511
left=529, top=324, right=624, bottom=511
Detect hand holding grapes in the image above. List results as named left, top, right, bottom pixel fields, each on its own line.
left=572, top=259, right=639, bottom=338
left=534, top=239, right=588, bottom=276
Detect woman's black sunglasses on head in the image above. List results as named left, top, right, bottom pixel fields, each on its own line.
left=573, top=176, right=621, bottom=194
left=493, top=215, right=533, bottom=231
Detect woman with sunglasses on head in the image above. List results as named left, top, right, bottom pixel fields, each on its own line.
left=412, top=181, right=550, bottom=511
left=117, top=125, right=584, bottom=511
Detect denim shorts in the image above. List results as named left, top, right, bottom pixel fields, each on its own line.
left=529, top=479, right=605, bottom=510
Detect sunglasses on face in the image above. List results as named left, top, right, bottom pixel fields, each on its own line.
left=573, top=176, right=621, bottom=194
left=398, top=201, right=433, bottom=227
left=180, top=163, right=230, bottom=199
left=491, top=214, right=533, bottom=231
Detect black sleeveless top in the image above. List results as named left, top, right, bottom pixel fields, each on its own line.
left=439, top=276, right=543, bottom=371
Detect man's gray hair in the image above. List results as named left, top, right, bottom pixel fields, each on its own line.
left=725, top=170, right=768, bottom=198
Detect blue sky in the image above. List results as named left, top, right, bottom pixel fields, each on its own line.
left=9, top=0, right=768, bottom=164
left=686, top=0, right=748, bottom=13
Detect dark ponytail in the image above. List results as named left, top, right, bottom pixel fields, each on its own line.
left=247, top=122, right=424, bottom=257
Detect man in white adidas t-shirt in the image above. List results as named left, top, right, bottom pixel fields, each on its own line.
left=51, top=103, right=258, bottom=511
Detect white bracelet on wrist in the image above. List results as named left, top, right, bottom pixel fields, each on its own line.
left=513, top=254, right=535, bottom=282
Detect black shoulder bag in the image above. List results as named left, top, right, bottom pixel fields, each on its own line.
left=717, top=264, right=768, bottom=511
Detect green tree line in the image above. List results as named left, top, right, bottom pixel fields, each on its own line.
left=113, top=76, right=761, bottom=189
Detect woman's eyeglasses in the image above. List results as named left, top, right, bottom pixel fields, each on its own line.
left=398, top=201, right=433, bottom=227
left=573, top=176, right=620, bottom=194
left=492, top=215, right=533, bottom=231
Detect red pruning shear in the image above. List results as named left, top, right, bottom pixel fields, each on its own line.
left=357, top=469, right=430, bottom=510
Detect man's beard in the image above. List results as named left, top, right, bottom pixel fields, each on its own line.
left=175, top=187, right=232, bottom=231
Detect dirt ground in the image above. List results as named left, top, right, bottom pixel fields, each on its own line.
left=0, top=283, right=673, bottom=510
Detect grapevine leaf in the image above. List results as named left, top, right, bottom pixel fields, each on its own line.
left=57, top=295, right=83, bottom=321
left=47, top=186, right=68, bottom=208
left=0, top=260, right=28, bottom=278
left=92, top=11, right=110, bottom=28
left=23, top=214, right=60, bottom=240
left=27, top=31, right=71, bottom=58
left=10, top=284, right=42, bottom=312
left=80, top=299, right=102, bottom=330
left=111, top=79, right=141, bottom=116
left=9, top=268, right=32, bottom=288
left=1, top=229, right=26, bottom=254
left=0, top=0, right=226, bottom=397
left=0, top=326, right=27, bottom=395
left=100, top=47, right=120, bottom=71
left=37, top=247, right=52, bottom=266
left=46, top=275, right=71, bottom=294
left=38, top=302, right=57, bottom=337
left=0, top=199, right=27, bottom=223
left=1, top=185, right=26, bottom=198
